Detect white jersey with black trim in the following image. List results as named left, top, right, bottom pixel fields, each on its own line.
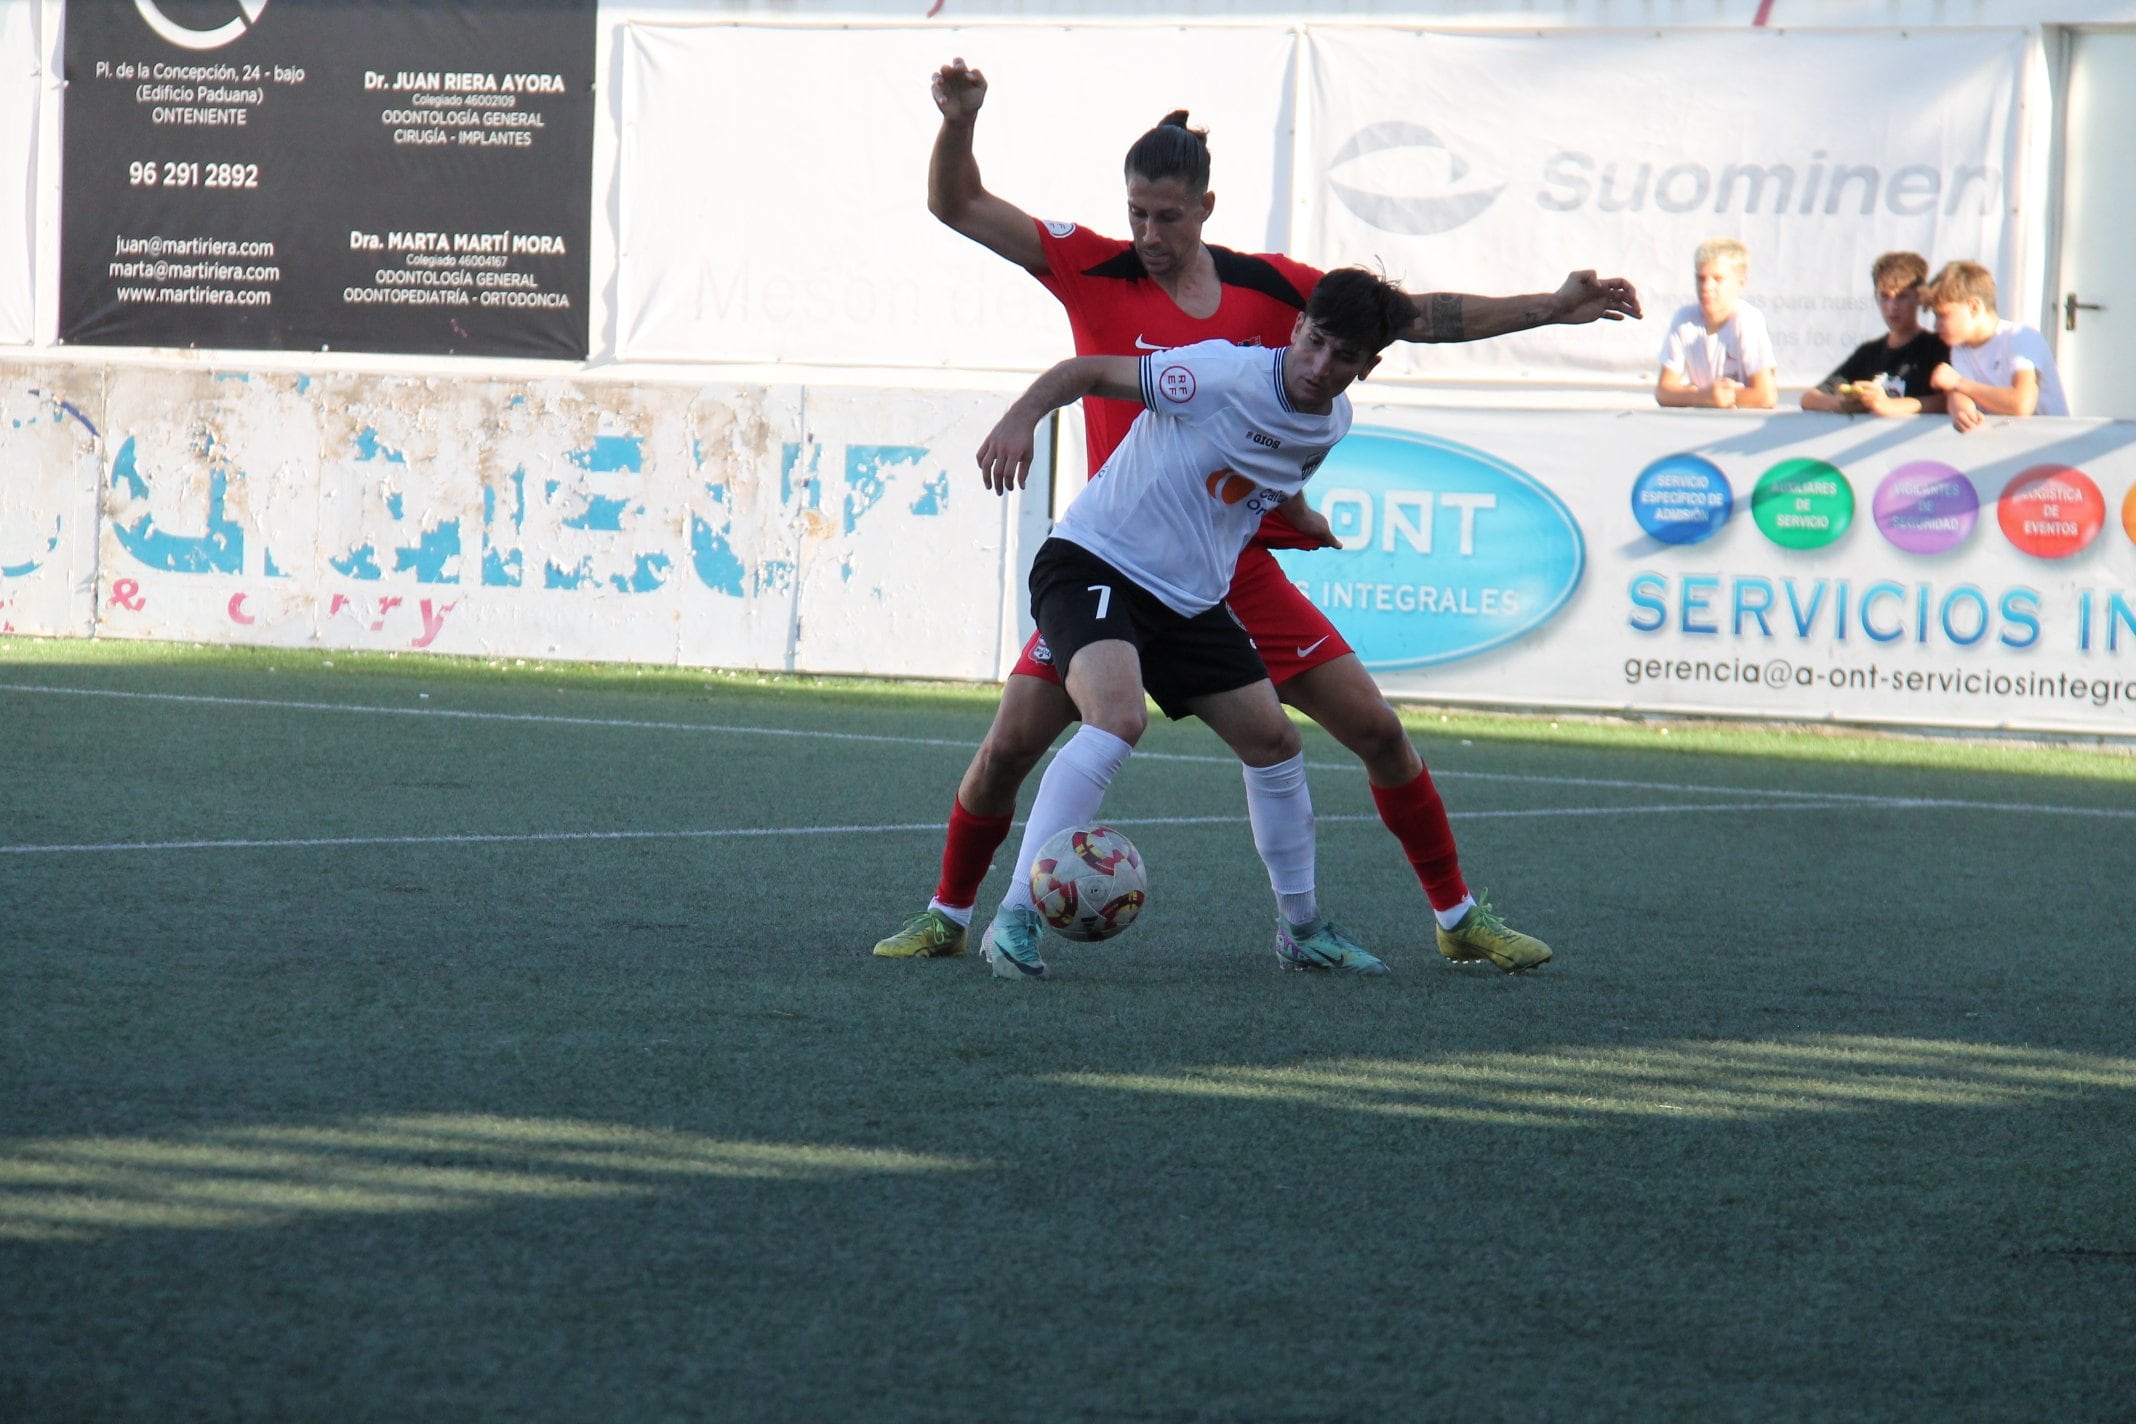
left=1050, top=339, right=1349, bottom=616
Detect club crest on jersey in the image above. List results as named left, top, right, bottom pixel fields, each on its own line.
left=1158, top=366, right=1196, bottom=402
left=1043, top=219, right=1077, bottom=238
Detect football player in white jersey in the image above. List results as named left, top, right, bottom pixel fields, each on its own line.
left=970, top=268, right=1409, bottom=981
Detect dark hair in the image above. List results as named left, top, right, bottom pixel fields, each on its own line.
left=1123, top=110, right=1210, bottom=193
left=1871, top=250, right=1928, bottom=291
left=1304, top=267, right=1411, bottom=355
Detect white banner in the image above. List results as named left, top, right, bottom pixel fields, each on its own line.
left=0, top=0, right=38, bottom=344
left=1300, top=29, right=2028, bottom=389
left=617, top=23, right=1297, bottom=369
left=1278, top=405, right=2136, bottom=736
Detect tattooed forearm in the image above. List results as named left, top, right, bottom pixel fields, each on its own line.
left=1415, top=292, right=1466, bottom=342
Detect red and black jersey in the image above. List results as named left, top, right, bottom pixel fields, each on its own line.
left=1033, top=218, right=1322, bottom=475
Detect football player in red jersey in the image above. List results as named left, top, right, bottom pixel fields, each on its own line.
left=873, top=57, right=1640, bottom=973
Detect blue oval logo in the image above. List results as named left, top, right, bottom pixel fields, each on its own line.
left=1631, top=453, right=1733, bottom=544
left=1272, top=427, right=1583, bottom=669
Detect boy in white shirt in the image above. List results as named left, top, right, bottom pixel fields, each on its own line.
left=1925, top=260, right=2071, bottom=432
left=1655, top=237, right=1778, bottom=410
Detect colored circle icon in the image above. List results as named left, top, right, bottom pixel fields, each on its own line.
left=1997, top=465, right=2104, bottom=559
left=1872, top=461, right=1978, bottom=555
left=1752, top=458, right=1853, bottom=550
left=1632, top=454, right=1731, bottom=545
left=2124, top=483, right=2136, bottom=546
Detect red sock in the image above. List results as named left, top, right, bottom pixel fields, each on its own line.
left=1370, top=768, right=1468, bottom=911
left=933, top=798, right=1015, bottom=910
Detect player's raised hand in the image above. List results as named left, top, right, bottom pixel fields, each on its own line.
left=1552, top=270, right=1642, bottom=325
left=976, top=415, right=1036, bottom=494
left=931, top=58, right=988, bottom=121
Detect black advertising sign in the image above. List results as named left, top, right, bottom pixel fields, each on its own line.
left=60, top=0, right=595, bottom=357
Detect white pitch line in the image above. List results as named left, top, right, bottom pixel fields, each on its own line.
left=0, top=682, right=981, bottom=750
left=0, top=680, right=1332, bottom=770
left=4, top=681, right=2129, bottom=831
left=6, top=794, right=2122, bottom=859
left=0, top=821, right=951, bottom=856
left=0, top=679, right=2005, bottom=804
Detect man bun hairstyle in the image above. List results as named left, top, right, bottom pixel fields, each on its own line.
left=1124, top=110, right=1211, bottom=193
left=1305, top=267, right=1412, bottom=355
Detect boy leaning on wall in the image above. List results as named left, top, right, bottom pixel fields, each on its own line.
left=1924, top=261, right=2072, bottom=432
left=1798, top=250, right=1948, bottom=418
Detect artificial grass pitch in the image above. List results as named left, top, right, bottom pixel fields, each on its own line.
left=3, top=637, right=2133, bottom=1422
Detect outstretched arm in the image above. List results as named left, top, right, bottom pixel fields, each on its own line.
left=977, top=357, right=1143, bottom=492
left=1400, top=270, right=1642, bottom=344
left=928, top=58, right=1046, bottom=274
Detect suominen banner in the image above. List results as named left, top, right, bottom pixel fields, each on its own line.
left=1300, top=27, right=2029, bottom=389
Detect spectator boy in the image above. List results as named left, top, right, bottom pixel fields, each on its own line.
left=1799, top=251, right=1948, bottom=417
left=1925, top=261, right=2070, bottom=432
left=1656, top=237, right=1777, bottom=409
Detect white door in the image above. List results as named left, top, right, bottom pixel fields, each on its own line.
left=2055, top=29, right=2136, bottom=419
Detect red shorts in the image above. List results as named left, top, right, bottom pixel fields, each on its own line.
left=1010, top=543, right=1352, bottom=686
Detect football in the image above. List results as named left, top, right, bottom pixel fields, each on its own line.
left=1028, top=823, right=1148, bottom=942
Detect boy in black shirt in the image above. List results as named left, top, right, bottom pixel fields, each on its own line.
left=1800, top=251, right=1948, bottom=417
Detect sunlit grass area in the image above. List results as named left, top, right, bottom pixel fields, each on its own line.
left=0, top=1116, right=985, bottom=1244
left=1052, top=1035, right=2136, bottom=1128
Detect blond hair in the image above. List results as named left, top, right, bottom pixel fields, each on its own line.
left=1922, top=260, right=1997, bottom=311
left=1694, top=237, right=1749, bottom=278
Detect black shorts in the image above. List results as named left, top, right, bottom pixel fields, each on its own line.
left=1027, top=538, right=1269, bottom=720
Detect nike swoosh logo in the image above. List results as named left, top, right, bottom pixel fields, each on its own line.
left=1294, top=636, right=1331, bottom=658
left=1134, top=335, right=1166, bottom=351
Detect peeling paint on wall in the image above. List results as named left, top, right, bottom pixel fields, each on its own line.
left=0, top=374, right=104, bottom=635
left=8, top=363, right=1023, bottom=678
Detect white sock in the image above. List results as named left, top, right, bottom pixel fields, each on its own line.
left=1242, top=752, right=1317, bottom=923
left=1000, top=725, right=1135, bottom=912
left=1277, top=890, right=1321, bottom=927
left=928, top=899, right=974, bottom=928
left=1434, top=895, right=1477, bottom=931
